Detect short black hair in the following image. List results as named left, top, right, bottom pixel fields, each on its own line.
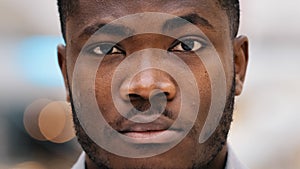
left=218, top=0, right=240, bottom=38
left=57, top=0, right=240, bottom=41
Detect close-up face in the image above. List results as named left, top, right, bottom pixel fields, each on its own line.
left=58, top=0, right=248, bottom=168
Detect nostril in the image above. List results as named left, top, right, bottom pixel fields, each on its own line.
left=128, top=93, right=151, bottom=112
left=128, top=93, right=144, bottom=101
left=150, top=91, right=173, bottom=101
left=149, top=90, right=168, bottom=101
left=128, top=91, right=168, bottom=102
left=153, top=92, right=168, bottom=98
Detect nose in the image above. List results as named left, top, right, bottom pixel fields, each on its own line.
left=120, top=69, right=177, bottom=101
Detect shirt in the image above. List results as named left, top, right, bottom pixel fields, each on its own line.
left=71, top=145, right=248, bottom=169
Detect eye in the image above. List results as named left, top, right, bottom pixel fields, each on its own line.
left=90, top=43, right=123, bottom=55
left=170, top=38, right=205, bottom=52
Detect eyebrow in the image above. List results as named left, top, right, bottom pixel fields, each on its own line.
left=78, top=13, right=212, bottom=38
left=163, top=13, right=214, bottom=32
left=79, top=23, right=135, bottom=38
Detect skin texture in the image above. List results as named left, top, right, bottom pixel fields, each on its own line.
left=57, top=0, right=249, bottom=168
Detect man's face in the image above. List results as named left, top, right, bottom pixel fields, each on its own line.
left=58, top=0, right=248, bottom=168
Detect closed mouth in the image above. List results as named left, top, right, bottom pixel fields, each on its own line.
left=117, top=115, right=183, bottom=144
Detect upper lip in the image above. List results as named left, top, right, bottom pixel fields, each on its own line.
left=117, top=114, right=178, bottom=133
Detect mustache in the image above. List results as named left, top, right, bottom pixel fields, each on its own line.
left=129, top=103, right=173, bottom=119
left=112, top=104, right=175, bottom=127
left=108, top=103, right=196, bottom=132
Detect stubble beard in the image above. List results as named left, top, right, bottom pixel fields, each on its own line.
left=68, top=77, right=235, bottom=169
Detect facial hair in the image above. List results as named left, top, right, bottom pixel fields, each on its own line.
left=68, top=75, right=235, bottom=169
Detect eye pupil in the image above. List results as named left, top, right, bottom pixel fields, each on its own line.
left=181, top=40, right=194, bottom=51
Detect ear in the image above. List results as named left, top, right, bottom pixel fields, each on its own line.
left=57, top=44, right=70, bottom=102
left=233, top=36, right=249, bottom=96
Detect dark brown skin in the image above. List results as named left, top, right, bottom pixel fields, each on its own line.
left=58, top=0, right=249, bottom=168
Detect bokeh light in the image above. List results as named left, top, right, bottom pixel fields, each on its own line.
left=23, top=99, right=75, bottom=144
left=38, top=101, right=75, bottom=143
left=23, top=99, right=51, bottom=141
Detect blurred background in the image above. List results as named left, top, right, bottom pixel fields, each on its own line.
left=0, top=0, right=299, bottom=169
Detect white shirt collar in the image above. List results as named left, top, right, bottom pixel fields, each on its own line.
left=225, top=145, right=248, bottom=169
left=72, top=151, right=85, bottom=169
left=72, top=146, right=248, bottom=169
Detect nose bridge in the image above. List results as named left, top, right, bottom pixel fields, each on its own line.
left=120, top=49, right=176, bottom=101
left=139, top=48, right=156, bottom=69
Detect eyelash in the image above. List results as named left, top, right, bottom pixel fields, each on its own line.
left=86, top=37, right=207, bottom=56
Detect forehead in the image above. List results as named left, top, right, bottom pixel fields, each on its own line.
left=76, top=0, right=218, bottom=15
left=67, top=0, right=228, bottom=39
left=74, top=0, right=223, bottom=22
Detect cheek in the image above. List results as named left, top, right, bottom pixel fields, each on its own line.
left=95, top=59, right=122, bottom=120
left=180, top=50, right=235, bottom=137
left=188, top=59, right=212, bottom=135
left=181, top=54, right=212, bottom=97
left=213, top=38, right=234, bottom=93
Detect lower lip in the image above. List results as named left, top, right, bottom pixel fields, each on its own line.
left=121, top=130, right=183, bottom=144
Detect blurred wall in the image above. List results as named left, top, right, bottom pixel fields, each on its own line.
left=1, top=0, right=300, bottom=169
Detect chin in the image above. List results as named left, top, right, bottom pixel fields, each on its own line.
left=76, top=122, right=221, bottom=169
